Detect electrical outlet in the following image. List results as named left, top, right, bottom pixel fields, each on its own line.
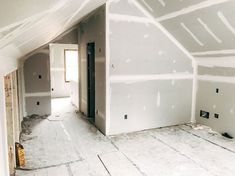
left=124, top=114, right=128, bottom=119
left=216, top=88, right=219, bottom=93
left=214, top=113, right=219, bottom=119
left=200, top=110, right=209, bottom=119
left=37, top=101, right=40, bottom=106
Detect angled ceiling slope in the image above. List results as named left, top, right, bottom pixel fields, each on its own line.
left=0, top=0, right=106, bottom=59
left=137, top=0, right=235, bottom=58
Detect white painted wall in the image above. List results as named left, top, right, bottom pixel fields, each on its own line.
left=49, top=43, right=78, bottom=98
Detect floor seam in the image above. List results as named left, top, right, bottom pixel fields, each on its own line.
left=16, top=159, right=84, bottom=171
left=108, top=138, right=147, bottom=176
left=97, top=154, right=112, bottom=176
left=179, top=126, right=235, bottom=154
left=149, top=133, right=218, bottom=176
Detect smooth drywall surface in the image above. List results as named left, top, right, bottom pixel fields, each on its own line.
left=70, top=80, right=79, bottom=108
left=78, top=6, right=106, bottom=133
left=107, top=0, right=193, bottom=135
left=49, top=44, right=78, bottom=98
left=24, top=51, right=51, bottom=116
left=196, top=65, right=235, bottom=137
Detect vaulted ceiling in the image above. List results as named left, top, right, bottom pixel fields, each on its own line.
left=0, top=0, right=106, bottom=59
left=137, top=0, right=235, bottom=58
left=0, top=0, right=234, bottom=60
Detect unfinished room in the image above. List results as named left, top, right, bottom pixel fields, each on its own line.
left=1, top=0, right=235, bottom=176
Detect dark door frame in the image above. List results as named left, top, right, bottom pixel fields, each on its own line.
left=87, top=42, right=95, bottom=121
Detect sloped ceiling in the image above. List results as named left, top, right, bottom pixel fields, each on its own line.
left=1, top=0, right=234, bottom=60
left=137, top=0, right=235, bottom=58
left=0, top=0, right=106, bottom=59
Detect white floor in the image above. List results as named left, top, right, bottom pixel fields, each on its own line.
left=16, top=98, right=235, bottom=176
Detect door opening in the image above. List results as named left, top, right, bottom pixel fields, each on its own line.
left=87, top=43, right=95, bottom=122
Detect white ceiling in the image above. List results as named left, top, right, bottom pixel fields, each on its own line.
left=0, top=0, right=106, bottom=59
left=0, top=0, right=234, bottom=60
left=138, top=0, right=235, bottom=57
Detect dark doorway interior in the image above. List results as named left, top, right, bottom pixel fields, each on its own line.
left=87, top=42, right=95, bottom=121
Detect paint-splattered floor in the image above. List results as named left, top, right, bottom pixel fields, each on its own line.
left=16, top=98, right=235, bottom=176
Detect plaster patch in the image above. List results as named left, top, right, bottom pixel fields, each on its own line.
left=180, top=22, right=204, bottom=47
left=157, top=91, right=161, bottom=108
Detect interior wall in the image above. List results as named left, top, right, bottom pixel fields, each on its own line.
left=196, top=63, right=235, bottom=137
left=107, top=0, right=194, bottom=135
left=0, top=56, right=18, bottom=176
left=49, top=44, right=78, bottom=98
left=78, top=6, right=106, bottom=133
left=23, top=51, right=51, bottom=116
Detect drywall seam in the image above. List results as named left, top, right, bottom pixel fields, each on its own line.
left=197, top=18, right=222, bottom=43
left=131, top=0, right=197, bottom=123
left=158, top=0, right=166, bottom=7
left=191, top=60, right=198, bottom=123
left=191, top=49, right=235, bottom=56
left=217, top=11, right=235, bottom=36
left=198, top=75, right=235, bottom=84
left=156, top=0, right=229, bottom=22
left=141, top=0, right=154, bottom=12
left=195, top=56, right=235, bottom=68
left=109, top=14, right=153, bottom=24
left=55, top=0, right=91, bottom=38
left=25, top=92, right=51, bottom=97
left=109, top=74, right=193, bottom=83
left=180, top=22, right=204, bottom=46
left=106, top=2, right=111, bottom=135
left=0, top=0, right=68, bottom=34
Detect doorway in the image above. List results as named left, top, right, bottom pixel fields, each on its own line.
left=4, top=70, right=20, bottom=176
left=87, top=43, right=95, bottom=121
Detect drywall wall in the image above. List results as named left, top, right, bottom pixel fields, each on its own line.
left=0, top=56, right=18, bottom=176
left=70, top=80, right=79, bottom=108
left=107, top=0, right=194, bottom=135
left=78, top=6, right=106, bottom=133
left=196, top=63, right=235, bottom=137
left=24, top=51, right=51, bottom=116
left=49, top=44, right=78, bottom=98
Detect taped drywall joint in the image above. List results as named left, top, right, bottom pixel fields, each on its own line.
left=195, top=56, right=235, bottom=68
left=156, top=0, right=229, bottom=22
left=25, top=92, right=51, bottom=97
left=110, top=74, right=194, bottom=83
left=191, top=60, right=198, bottom=123
left=141, top=0, right=154, bottom=12
left=198, top=75, right=235, bottom=84
left=191, top=49, right=235, bottom=56
left=218, top=11, right=235, bottom=36
left=180, top=22, right=204, bottom=46
left=158, top=0, right=166, bottom=7
left=106, top=1, right=111, bottom=135
left=109, top=14, right=153, bottom=24
left=197, top=18, right=222, bottom=43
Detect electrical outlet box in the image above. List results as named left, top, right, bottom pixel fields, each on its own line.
left=200, top=110, right=209, bottom=119
left=124, top=115, right=128, bottom=119
left=214, top=113, right=219, bottom=119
